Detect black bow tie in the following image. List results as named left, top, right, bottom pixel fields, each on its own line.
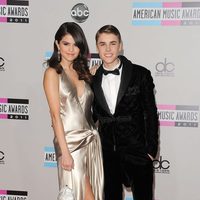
left=102, top=62, right=122, bottom=76
left=102, top=68, right=120, bottom=75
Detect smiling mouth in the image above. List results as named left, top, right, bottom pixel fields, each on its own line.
left=104, top=54, right=113, bottom=57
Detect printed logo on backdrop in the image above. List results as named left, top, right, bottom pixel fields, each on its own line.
left=158, top=104, right=199, bottom=127
left=0, top=151, right=5, bottom=164
left=0, top=190, right=28, bottom=199
left=125, top=197, right=133, bottom=200
left=44, top=51, right=52, bottom=61
left=0, top=57, right=5, bottom=71
left=44, top=146, right=57, bottom=168
left=0, top=0, right=29, bottom=23
left=0, top=98, right=29, bottom=120
left=132, top=2, right=200, bottom=26
left=153, top=156, right=170, bottom=174
left=89, top=53, right=102, bottom=68
left=155, top=58, right=175, bottom=77
left=71, top=3, right=89, bottom=23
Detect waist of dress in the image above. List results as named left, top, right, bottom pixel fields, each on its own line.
left=53, top=128, right=99, bottom=158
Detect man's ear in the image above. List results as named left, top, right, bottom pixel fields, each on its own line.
left=119, top=41, right=124, bottom=55
left=96, top=45, right=99, bottom=53
left=119, top=41, right=123, bottom=52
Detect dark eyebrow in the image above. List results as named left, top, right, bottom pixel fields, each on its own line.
left=97, top=42, right=106, bottom=46
left=98, top=41, right=118, bottom=44
left=98, top=41, right=106, bottom=44
left=110, top=41, right=117, bottom=44
left=61, top=40, right=76, bottom=45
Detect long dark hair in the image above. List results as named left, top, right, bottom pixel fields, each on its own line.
left=47, top=22, right=92, bottom=83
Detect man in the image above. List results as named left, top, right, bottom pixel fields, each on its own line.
left=92, top=25, right=159, bottom=200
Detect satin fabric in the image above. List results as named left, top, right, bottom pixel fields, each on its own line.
left=54, top=70, right=104, bottom=200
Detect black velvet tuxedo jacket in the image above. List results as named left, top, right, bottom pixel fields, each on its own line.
left=92, top=55, right=159, bottom=167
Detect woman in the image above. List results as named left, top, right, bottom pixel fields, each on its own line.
left=43, top=22, right=104, bottom=200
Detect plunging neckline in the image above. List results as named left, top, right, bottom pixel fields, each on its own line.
left=62, top=70, right=86, bottom=99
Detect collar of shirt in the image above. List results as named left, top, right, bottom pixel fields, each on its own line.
left=102, top=60, right=121, bottom=76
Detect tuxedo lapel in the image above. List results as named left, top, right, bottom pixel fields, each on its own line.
left=93, top=66, right=112, bottom=115
left=116, top=60, right=134, bottom=106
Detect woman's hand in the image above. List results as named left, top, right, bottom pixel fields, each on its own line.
left=61, top=152, right=74, bottom=171
left=89, top=64, right=99, bottom=76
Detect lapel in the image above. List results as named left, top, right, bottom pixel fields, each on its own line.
left=93, top=66, right=112, bottom=115
left=116, top=56, right=134, bottom=106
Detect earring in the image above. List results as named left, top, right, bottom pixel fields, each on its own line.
left=58, top=50, right=61, bottom=62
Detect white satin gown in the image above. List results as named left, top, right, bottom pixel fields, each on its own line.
left=53, top=70, right=104, bottom=200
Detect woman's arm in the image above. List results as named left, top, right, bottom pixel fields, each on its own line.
left=43, top=67, right=74, bottom=171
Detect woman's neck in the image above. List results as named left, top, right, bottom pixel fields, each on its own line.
left=61, top=61, right=73, bottom=71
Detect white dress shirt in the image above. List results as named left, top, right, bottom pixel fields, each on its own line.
left=102, top=62, right=122, bottom=114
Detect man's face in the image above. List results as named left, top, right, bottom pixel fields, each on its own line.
left=96, top=33, right=122, bottom=68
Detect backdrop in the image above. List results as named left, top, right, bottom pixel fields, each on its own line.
left=0, top=0, right=200, bottom=200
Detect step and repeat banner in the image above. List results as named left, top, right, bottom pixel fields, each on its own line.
left=0, top=0, right=200, bottom=200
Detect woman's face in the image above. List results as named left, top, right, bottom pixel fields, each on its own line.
left=56, top=34, right=80, bottom=65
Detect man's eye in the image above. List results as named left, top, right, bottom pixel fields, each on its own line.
left=99, top=43, right=105, bottom=46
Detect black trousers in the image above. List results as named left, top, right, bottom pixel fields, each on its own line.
left=103, top=150, right=153, bottom=200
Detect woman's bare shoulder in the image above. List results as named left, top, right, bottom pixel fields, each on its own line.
left=45, top=67, right=57, bottom=74
left=43, top=67, right=59, bottom=85
left=44, top=67, right=60, bottom=78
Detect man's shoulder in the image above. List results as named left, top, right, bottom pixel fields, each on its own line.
left=133, top=64, right=150, bottom=74
left=121, top=55, right=150, bottom=74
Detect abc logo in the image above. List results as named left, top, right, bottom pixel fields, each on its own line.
left=0, top=151, right=5, bottom=161
left=0, top=57, right=5, bottom=67
left=71, top=3, right=89, bottom=23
